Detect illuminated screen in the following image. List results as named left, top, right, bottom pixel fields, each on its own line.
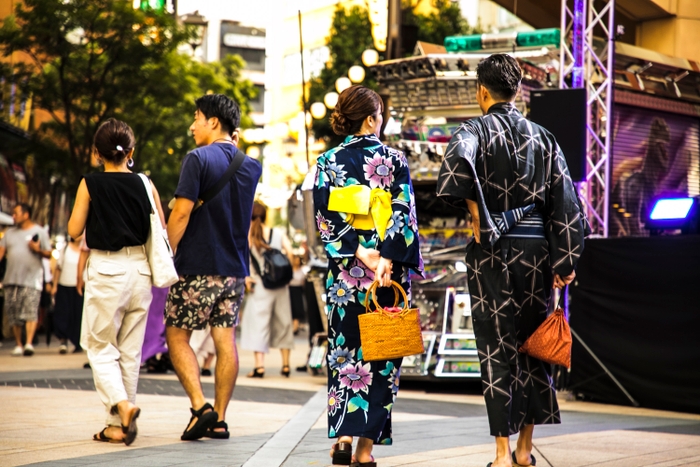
left=610, top=105, right=700, bottom=236
left=649, top=198, right=694, bottom=220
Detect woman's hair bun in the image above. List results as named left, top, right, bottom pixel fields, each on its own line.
left=328, top=85, right=383, bottom=136
left=330, top=110, right=352, bottom=135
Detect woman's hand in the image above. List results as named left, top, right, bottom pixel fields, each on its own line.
left=375, top=257, right=393, bottom=287
left=355, top=244, right=380, bottom=271
left=553, top=271, right=576, bottom=289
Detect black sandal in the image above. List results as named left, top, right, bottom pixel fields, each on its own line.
left=93, top=427, right=123, bottom=444
left=350, top=456, right=376, bottom=467
left=204, top=420, right=230, bottom=439
left=120, top=406, right=141, bottom=446
left=181, top=402, right=218, bottom=441
left=331, top=442, right=353, bottom=465
left=512, top=452, right=537, bottom=466
left=247, top=367, right=265, bottom=378
left=281, top=366, right=290, bottom=378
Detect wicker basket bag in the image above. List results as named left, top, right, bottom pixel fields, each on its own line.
left=358, top=280, right=424, bottom=362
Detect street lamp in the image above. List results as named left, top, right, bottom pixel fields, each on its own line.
left=362, top=49, right=379, bottom=67
left=181, top=10, right=208, bottom=57
left=324, top=92, right=339, bottom=109
left=348, top=65, right=366, bottom=83
left=335, top=77, right=352, bottom=93
left=310, top=102, right=327, bottom=119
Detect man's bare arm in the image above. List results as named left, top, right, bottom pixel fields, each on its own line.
left=466, top=199, right=481, bottom=244
left=167, top=197, right=195, bottom=252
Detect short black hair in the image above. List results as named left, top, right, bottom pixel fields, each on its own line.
left=195, top=94, right=241, bottom=136
left=17, top=202, right=32, bottom=218
left=476, top=53, right=522, bottom=101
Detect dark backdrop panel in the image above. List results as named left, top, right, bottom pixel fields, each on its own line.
left=569, top=236, right=700, bottom=414
left=529, top=88, right=587, bottom=182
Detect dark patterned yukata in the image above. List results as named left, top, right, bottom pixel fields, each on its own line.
left=436, top=102, right=588, bottom=437
left=313, top=134, right=423, bottom=445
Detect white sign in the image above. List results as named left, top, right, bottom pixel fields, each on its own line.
left=222, top=33, right=266, bottom=50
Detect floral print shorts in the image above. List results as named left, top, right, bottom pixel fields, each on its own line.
left=165, top=275, right=245, bottom=330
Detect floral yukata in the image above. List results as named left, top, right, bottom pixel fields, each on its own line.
left=313, top=134, right=423, bottom=445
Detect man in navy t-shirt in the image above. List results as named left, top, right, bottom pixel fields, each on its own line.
left=166, top=94, right=261, bottom=441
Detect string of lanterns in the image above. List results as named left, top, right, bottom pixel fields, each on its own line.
left=309, top=48, right=381, bottom=120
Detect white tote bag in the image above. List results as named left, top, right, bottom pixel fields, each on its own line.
left=138, top=174, right=179, bottom=288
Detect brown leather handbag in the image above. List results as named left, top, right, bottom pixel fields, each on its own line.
left=358, top=280, right=424, bottom=362
left=519, top=289, right=572, bottom=368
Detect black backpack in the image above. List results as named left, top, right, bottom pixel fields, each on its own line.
left=250, top=229, right=293, bottom=289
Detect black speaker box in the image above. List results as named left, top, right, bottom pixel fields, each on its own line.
left=529, top=88, right=587, bottom=182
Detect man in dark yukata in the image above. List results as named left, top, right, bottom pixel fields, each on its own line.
left=437, top=53, right=589, bottom=467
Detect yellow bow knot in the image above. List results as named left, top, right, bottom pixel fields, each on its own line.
left=328, top=186, right=393, bottom=240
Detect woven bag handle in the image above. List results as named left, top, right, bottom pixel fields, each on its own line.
left=364, top=280, right=411, bottom=318
left=363, top=280, right=400, bottom=313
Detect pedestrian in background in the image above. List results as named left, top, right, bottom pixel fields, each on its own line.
left=51, top=234, right=84, bottom=354
left=240, top=201, right=295, bottom=378
left=68, top=118, right=164, bottom=445
left=0, top=203, right=52, bottom=357
left=289, top=253, right=307, bottom=336
left=437, top=53, right=588, bottom=467
left=166, top=94, right=261, bottom=441
left=313, top=85, right=423, bottom=467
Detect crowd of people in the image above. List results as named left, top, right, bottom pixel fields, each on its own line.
left=0, top=53, right=588, bottom=467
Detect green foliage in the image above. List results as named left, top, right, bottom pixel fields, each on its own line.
left=307, top=5, right=375, bottom=148
left=307, top=0, right=478, bottom=149
left=406, top=0, right=481, bottom=46
left=0, top=0, right=256, bottom=197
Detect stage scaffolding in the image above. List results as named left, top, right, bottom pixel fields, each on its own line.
left=559, top=0, right=615, bottom=237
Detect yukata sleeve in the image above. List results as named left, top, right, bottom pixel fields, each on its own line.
left=379, top=148, right=422, bottom=270
left=436, top=125, right=479, bottom=206
left=312, top=153, right=359, bottom=259
left=545, top=144, right=589, bottom=277
left=437, top=124, right=501, bottom=247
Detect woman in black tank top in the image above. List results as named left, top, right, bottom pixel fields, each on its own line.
left=68, top=118, right=166, bottom=446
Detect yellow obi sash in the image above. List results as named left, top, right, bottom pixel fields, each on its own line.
left=328, top=185, right=392, bottom=240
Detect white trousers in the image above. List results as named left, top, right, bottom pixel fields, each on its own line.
left=240, top=285, right=294, bottom=353
left=80, top=246, right=152, bottom=427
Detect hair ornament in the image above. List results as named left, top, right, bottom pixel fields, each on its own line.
left=116, top=145, right=123, bottom=151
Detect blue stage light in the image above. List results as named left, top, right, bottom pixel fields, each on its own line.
left=646, top=196, right=700, bottom=234
left=649, top=198, right=695, bottom=220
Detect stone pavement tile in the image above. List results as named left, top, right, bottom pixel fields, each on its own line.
left=534, top=430, right=700, bottom=467
left=0, top=385, right=302, bottom=467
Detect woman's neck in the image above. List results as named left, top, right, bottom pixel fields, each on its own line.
left=102, top=161, right=130, bottom=173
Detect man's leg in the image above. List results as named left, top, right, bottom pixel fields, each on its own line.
left=514, top=424, right=534, bottom=465
left=210, top=326, right=238, bottom=424
left=12, top=325, right=23, bottom=347
left=492, top=436, right=511, bottom=467
left=25, top=320, right=37, bottom=346
left=166, top=326, right=208, bottom=413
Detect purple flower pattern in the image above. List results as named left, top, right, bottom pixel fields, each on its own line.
left=316, top=212, right=334, bottom=240
left=339, top=362, right=373, bottom=393
left=338, top=259, right=375, bottom=290
left=363, top=153, right=394, bottom=189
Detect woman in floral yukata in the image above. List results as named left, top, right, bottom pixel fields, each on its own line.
left=313, top=85, right=423, bottom=467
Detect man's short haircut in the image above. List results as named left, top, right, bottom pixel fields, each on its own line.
left=476, top=53, right=522, bottom=101
left=195, top=94, right=241, bottom=137
left=17, top=202, right=32, bottom=218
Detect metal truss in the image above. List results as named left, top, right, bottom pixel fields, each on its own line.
left=560, top=0, right=615, bottom=237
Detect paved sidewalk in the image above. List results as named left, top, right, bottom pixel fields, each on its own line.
left=0, top=339, right=699, bottom=467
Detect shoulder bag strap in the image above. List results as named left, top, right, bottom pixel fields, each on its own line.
left=198, top=147, right=246, bottom=206
left=250, top=248, right=262, bottom=276
left=138, top=173, right=157, bottom=213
